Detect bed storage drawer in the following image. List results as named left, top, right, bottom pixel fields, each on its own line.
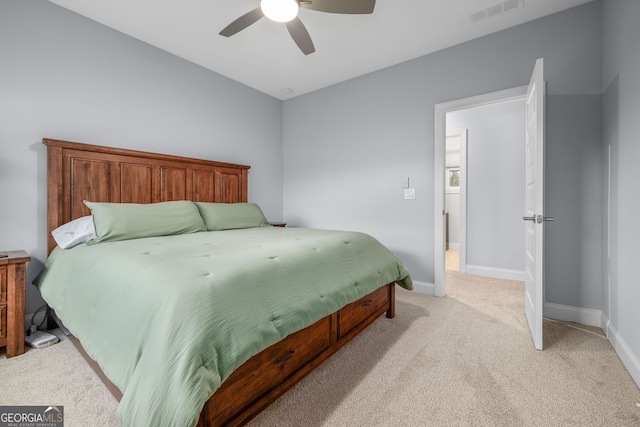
left=337, top=285, right=389, bottom=339
left=209, top=315, right=332, bottom=424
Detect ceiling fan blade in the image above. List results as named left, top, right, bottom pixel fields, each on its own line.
left=286, top=17, right=315, bottom=55
left=300, top=0, right=375, bottom=14
left=219, top=7, right=264, bottom=37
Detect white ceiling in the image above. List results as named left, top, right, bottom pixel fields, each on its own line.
left=48, top=0, right=593, bottom=100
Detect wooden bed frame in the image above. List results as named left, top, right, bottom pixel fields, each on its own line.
left=44, top=138, right=396, bottom=426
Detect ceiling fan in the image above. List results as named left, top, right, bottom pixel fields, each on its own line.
left=219, top=0, right=376, bottom=55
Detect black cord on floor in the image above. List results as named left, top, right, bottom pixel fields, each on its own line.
left=27, top=304, right=51, bottom=336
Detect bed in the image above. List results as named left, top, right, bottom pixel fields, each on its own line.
left=35, top=138, right=413, bottom=427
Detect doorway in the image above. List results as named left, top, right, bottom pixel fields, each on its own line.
left=434, top=86, right=527, bottom=298
left=444, top=128, right=467, bottom=273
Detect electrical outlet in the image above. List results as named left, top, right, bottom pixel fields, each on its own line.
left=404, top=188, right=416, bottom=199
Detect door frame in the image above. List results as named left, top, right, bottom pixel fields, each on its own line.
left=434, top=85, right=527, bottom=297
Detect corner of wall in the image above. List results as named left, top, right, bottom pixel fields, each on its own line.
left=604, top=316, right=640, bottom=388
left=411, top=281, right=436, bottom=296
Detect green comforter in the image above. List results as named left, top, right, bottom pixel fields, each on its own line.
left=34, top=227, right=412, bottom=427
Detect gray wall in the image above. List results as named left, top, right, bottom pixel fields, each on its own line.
left=0, top=0, right=284, bottom=313
left=283, top=1, right=603, bottom=312
left=447, top=100, right=525, bottom=272
left=602, top=0, right=640, bottom=370
left=545, top=94, right=602, bottom=308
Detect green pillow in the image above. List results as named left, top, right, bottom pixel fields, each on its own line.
left=84, top=200, right=206, bottom=244
left=195, top=202, right=269, bottom=231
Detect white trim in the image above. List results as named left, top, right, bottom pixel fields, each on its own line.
left=543, top=302, right=602, bottom=328
left=603, top=315, right=640, bottom=388
left=600, top=311, right=609, bottom=333
left=412, top=280, right=436, bottom=296
left=607, top=144, right=611, bottom=322
left=447, top=243, right=460, bottom=250
left=434, top=85, right=528, bottom=298
left=459, top=130, right=467, bottom=274
left=434, top=103, right=446, bottom=297
left=465, top=265, right=526, bottom=282
left=544, top=305, right=640, bottom=389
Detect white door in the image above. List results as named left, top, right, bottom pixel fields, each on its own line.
left=523, top=58, right=547, bottom=350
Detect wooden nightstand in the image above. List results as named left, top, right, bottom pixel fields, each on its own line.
left=269, top=222, right=287, bottom=227
left=0, top=250, right=30, bottom=358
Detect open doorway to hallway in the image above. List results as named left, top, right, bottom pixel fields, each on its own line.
left=444, top=99, right=526, bottom=282
left=434, top=85, right=528, bottom=298
left=445, top=248, right=460, bottom=271
left=444, top=128, right=466, bottom=274
left=443, top=107, right=526, bottom=329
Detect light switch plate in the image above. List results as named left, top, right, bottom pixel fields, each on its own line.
left=404, top=188, right=416, bottom=199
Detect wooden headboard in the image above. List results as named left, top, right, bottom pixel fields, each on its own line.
left=44, top=138, right=250, bottom=254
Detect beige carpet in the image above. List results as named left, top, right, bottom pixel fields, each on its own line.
left=2, top=272, right=639, bottom=426
left=0, top=333, right=120, bottom=426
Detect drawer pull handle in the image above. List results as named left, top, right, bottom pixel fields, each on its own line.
left=273, top=349, right=295, bottom=364
left=362, top=299, right=373, bottom=307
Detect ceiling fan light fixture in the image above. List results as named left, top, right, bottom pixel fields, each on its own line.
left=261, top=0, right=299, bottom=23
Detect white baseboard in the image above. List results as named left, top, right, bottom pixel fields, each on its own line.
left=411, top=280, right=436, bottom=296
left=600, top=311, right=609, bottom=333
left=602, top=314, right=640, bottom=388
left=543, top=302, right=602, bottom=328
left=465, top=265, right=526, bottom=282
left=544, top=305, right=640, bottom=389
left=446, top=243, right=460, bottom=250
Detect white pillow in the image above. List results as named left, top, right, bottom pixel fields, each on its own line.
left=51, top=216, right=97, bottom=249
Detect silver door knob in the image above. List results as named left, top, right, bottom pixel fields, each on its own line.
left=523, top=215, right=555, bottom=223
